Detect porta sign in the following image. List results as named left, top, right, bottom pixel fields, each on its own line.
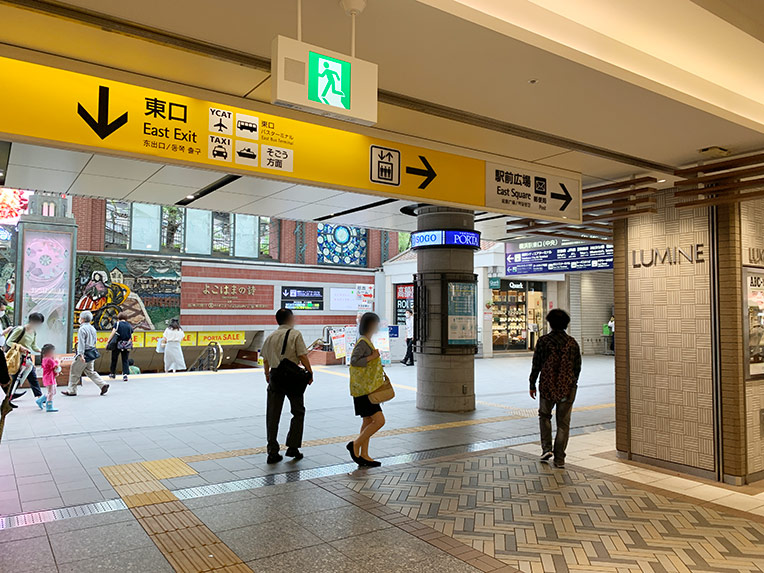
left=411, top=230, right=481, bottom=250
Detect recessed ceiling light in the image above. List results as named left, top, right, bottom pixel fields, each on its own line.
left=186, top=195, right=195, bottom=199
left=658, top=179, right=666, bottom=183
left=528, top=78, right=539, bottom=85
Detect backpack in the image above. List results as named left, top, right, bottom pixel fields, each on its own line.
left=5, top=343, right=22, bottom=376
left=539, top=335, right=578, bottom=402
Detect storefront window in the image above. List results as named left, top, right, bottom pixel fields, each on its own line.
left=212, top=212, right=233, bottom=256
left=185, top=209, right=212, bottom=255
left=105, top=200, right=130, bottom=250
left=259, top=217, right=272, bottom=259
left=161, top=206, right=184, bottom=253
left=317, top=223, right=367, bottom=267
left=130, top=203, right=161, bottom=252
left=234, top=213, right=258, bottom=258
left=399, top=232, right=411, bottom=252
left=490, top=280, right=527, bottom=351
left=746, top=269, right=764, bottom=378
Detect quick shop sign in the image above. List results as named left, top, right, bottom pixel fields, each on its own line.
left=411, top=230, right=481, bottom=250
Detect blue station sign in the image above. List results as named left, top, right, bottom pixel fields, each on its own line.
left=411, top=230, right=481, bottom=250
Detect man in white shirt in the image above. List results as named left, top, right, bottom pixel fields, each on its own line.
left=400, top=309, right=415, bottom=366
left=261, top=308, right=313, bottom=464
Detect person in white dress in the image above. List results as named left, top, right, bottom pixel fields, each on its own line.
left=161, top=319, right=186, bottom=373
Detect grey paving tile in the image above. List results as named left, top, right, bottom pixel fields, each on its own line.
left=0, top=536, right=57, bottom=572
left=181, top=489, right=256, bottom=510
left=192, top=496, right=287, bottom=532
left=57, top=545, right=174, bottom=573
left=44, top=509, right=135, bottom=535
left=17, top=481, right=57, bottom=502
left=20, top=496, right=64, bottom=512
left=329, top=527, right=443, bottom=568
left=217, top=518, right=323, bottom=561
left=0, top=523, right=46, bottom=543
left=265, top=488, right=351, bottom=517
left=60, top=487, right=105, bottom=506
left=393, top=554, right=481, bottom=572
left=246, top=542, right=360, bottom=573
left=290, top=505, right=393, bottom=541
left=49, top=519, right=153, bottom=564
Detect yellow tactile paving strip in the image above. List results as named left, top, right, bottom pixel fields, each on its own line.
left=142, top=458, right=198, bottom=480
left=101, top=466, right=252, bottom=571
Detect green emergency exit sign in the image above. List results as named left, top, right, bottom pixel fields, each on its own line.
left=308, top=51, right=351, bottom=110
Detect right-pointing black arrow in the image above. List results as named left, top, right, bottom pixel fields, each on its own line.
left=77, top=85, right=128, bottom=140
left=551, top=182, right=573, bottom=211
left=406, top=155, right=437, bottom=189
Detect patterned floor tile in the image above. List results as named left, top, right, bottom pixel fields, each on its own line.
left=342, top=450, right=764, bottom=573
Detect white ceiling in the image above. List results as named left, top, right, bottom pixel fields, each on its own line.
left=0, top=0, right=762, bottom=184
left=4, top=142, right=422, bottom=234
left=1, top=0, right=763, bottom=243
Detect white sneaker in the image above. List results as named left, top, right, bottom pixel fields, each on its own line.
left=540, top=451, right=553, bottom=462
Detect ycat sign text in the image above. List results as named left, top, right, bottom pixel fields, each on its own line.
left=411, top=230, right=481, bottom=250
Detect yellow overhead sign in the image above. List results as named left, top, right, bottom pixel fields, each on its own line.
left=0, top=56, right=488, bottom=210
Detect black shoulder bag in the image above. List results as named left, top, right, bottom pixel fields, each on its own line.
left=270, top=329, right=312, bottom=393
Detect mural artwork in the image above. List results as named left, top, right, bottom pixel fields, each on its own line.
left=75, top=255, right=181, bottom=331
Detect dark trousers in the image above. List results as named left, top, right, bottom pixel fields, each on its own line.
left=110, top=349, right=130, bottom=376
left=266, top=383, right=306, bottom=454
left=403, top=338, right=414, bottom=364
left=538, top=386, right=577, bottom=463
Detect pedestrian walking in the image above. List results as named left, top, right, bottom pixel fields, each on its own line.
left=161, top=319, right=186, bottom=373
left=529, top=309, right=581, bottom=469
left=261, top=308, right=313, bottom=464
left=347, top=312, right=389, bottom=468
left=400, top=309, right=414, bottom=366
left=7, top=313, right=45, bottom=407
left=108, top=312, right=133, bottom=381
left=40, top=344, right=59, bottom=412
left=62, top=311, right=109, bottom=397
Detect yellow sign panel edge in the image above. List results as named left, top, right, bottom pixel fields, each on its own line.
left=0, top=52, right=582, bottom=225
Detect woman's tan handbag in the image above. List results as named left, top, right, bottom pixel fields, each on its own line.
left=368, top=372, right=395, bottom=404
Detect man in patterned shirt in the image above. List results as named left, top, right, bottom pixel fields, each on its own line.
left=529, top=309, right=582, bottom=469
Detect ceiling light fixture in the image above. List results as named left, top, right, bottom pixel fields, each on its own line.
left=528, top=79, right=539, bottom=85
left=186, top=195, right=195, bottom=199
left=658, top=179, right=666, bottom=183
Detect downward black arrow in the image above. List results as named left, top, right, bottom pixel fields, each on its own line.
left=406, top=155, right=437, bottom=189
left=77, top=86, right=128, bottom=140
left=551, top=182, right=573, bottom=211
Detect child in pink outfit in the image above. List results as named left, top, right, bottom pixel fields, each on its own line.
left=41, top=344, right=59, bottom=413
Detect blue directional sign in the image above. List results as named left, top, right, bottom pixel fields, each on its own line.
left=505, top=243, right=613, bottom=275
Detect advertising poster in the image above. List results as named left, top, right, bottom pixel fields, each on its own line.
left=747, top=270, right=764, bottom=377
left=447, top=282, right=477, bottom=345
left=372, top=321, right=391, bottom=365
left=331, top=329, right=347, bottom=360
left=395, top=283, right=414, bottom=325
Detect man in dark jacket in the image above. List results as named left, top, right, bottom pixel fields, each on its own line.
left=529, top=309, right=582, bottom=469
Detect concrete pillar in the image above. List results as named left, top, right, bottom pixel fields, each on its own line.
left=415, top=206, right=476, bottom=412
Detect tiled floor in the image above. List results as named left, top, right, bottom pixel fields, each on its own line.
left=0, top=354, right=615, bottom=515
left=340, top=444, right=764, bottom=572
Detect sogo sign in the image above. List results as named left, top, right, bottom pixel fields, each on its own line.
left=411, top=230, right=481, bottom=250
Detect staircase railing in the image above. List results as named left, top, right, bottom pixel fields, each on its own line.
left=189, top=342, right=223, bottom=372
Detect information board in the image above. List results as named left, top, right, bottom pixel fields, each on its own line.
left=447, top=282, right=477, bottom=345
left=506, top=243, right=613, bottom=275
left=280, top=286, right=324, bottom=310
left=330, top=288, right=359, bottom=311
